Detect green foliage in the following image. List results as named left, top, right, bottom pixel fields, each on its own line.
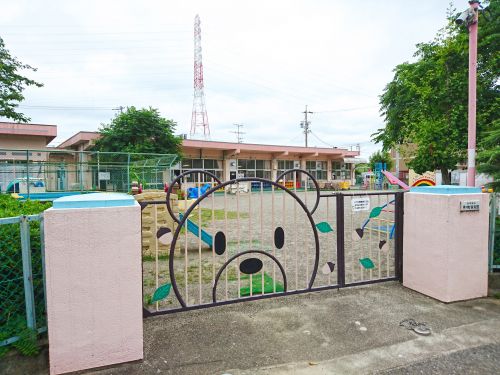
left=493, top=216, right=500, bottom=266
left=477, top=120, right=500, bottom=190
left=11, top=328, right=39, bottom=356
left=369, top=150, right=393, bottom=171
left=0, top=37, right=43, bottom=122
left=93, top=106, right=182, bottom=157
left=0, top=195, right=51, bottom=357
left=0, top=195, right=52, bottom=217
left=372, top=2, right=499, bottom=184
left=355, top=163, right=370, bottom=176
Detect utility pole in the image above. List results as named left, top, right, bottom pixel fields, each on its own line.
left=230, top=123, right=245, bottom=143
left=113, top=106, right=124, bottom=114
left=300, top=105, right=313, bottom=147
left=456, top=1, right=481, bottom=186
left=466, top=1, right=479, bottom=187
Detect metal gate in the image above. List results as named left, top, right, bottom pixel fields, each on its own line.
left=141, top=169, right=403, bottom=316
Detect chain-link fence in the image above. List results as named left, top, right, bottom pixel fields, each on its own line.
left=490, top=193, right=500, bottom=271
left=0, top=214, right=46, bottom=352
left=0, top=149, right=178, bottom=199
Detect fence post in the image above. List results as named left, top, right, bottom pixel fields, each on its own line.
left=336, top=193, right=345, bottom=287
left=489, top=193, right=497, bottom=271
left=20, top=215, right=36, bottom=329
left=39, top=215, right=48, bottom=318
left=394, top=192, right=404, bottom=283
left=26, top=150, right=30, bottom=199
left=127, top=153, right=131, bottom=193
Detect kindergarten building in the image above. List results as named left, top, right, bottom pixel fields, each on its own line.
left=59, top=132, right=360, bottom=184
left=0, top=122, right=361, bottom=193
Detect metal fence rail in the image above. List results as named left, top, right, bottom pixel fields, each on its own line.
left=0, top=214, right=46, bottom=347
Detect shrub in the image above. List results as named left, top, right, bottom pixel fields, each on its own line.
left=0, top=195, right=51, bottom=356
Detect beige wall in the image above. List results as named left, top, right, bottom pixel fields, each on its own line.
left=0, top=135, right=50, bottom=161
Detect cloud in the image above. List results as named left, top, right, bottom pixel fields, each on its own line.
left=1, top=0, right=460, bottom=157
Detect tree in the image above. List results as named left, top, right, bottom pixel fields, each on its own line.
left=372, top=2, right=499, bottom=185
left=369, top=150, right=393, bottom=171
left=93, top=106, right=182, bottom=157
left=0, top=37, right=43, bottom=122
left=477, top=120, right=500, bottom=189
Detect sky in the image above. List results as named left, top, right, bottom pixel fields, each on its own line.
left=1, top=0, right=465, bottom=159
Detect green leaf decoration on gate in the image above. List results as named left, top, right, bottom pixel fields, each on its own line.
left=316, top=221, right=333, bottom=233
left=369, top=206, right=383, bottom=218
left=150, top=283, right=171, bottom=303
left=359, top=258, right=375, bottom=269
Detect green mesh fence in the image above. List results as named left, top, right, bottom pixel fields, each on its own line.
left=0, top=149, right=178, bottom=199
left=0, top=214, right=46, bottom=353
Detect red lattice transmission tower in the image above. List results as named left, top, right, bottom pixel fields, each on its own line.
left=190, top=14, right=210, bottom=139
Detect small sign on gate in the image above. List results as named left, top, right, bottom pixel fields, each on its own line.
left=351, top=197, right=370, bottom=212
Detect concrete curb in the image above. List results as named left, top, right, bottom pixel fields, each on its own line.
left=230, top=318, right=500, bottom=375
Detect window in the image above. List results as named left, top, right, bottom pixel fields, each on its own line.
left=306, top=161, right=327, bottom=180
left=180, top=158, right=223, bottom=182
left=237, top=159, right=271, bottom=179
left=332, top=160, right=349, bottom=180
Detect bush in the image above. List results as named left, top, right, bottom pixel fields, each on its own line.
left=0, top=195, right=51, bottom=356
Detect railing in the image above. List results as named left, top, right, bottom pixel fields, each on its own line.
left=140, top=169, right=404, bottom=316
left=0, top=214, right=46, bottom=348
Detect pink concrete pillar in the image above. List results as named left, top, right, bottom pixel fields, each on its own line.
left=403, top=186, right=489, bottom=302
left=44, top=193, right=143, bottom=374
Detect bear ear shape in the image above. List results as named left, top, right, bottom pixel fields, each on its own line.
left=165, top=170, right=223, bottom=225
left=275, top=168, right=320, bottom=216
left=157, top=227, right=173, bottom=245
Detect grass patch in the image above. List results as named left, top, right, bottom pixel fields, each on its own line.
left=188, top=208, right=248, bottom=227
left=142, top=254, right=169, bottom=262
left=240, top=272, right=284, bottom=296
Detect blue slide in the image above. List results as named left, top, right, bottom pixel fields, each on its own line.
left=179, top=213, right=213, bottom=247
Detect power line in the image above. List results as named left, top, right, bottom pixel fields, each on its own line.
left=314, top=105, right=378, bottom=113
left=18, top=104, right=116, bottom=111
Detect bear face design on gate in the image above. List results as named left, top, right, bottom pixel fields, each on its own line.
left=162, top=169, right=324, bottom=308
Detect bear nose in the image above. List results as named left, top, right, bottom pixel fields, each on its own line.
left=239, top=257, right=263, bottom=274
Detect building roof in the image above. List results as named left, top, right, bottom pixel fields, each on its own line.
left=57, top=131, right=100, bottom=149
left=0, top=121, right=57, bottom=144
left=183, top=139, right=360, bottom=158
left=55, top=131, right=360, bottom=160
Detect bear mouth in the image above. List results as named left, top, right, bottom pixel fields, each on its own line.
left=212, top=249, right=287, bottom=303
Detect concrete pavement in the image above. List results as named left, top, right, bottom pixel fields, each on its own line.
left=97, top=282, right=500, bottom=375
left=2, top=282, right=499, bottom=374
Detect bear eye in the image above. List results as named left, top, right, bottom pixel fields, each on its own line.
left=274, top=227, right=285, bottom=249
left=214, top=231, right=226, bottom=255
